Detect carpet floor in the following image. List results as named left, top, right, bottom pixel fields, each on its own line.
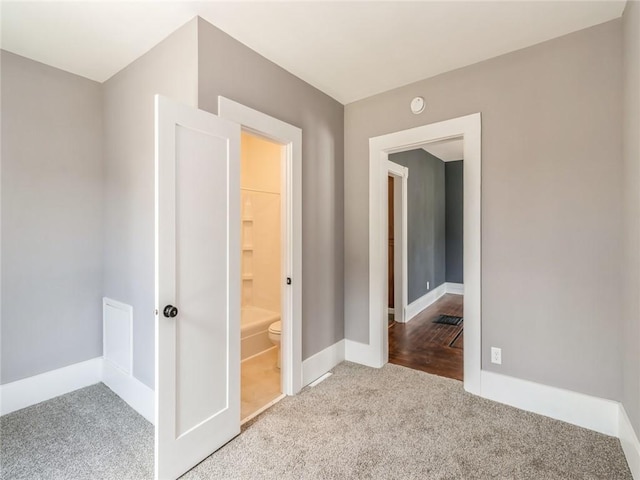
left=1, top=383, right=153, bottom=480
left=1, top=362, right=633, bottom=479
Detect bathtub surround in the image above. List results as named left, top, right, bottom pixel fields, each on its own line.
left=241, top=307, right=281, bottom=361
left=240, top=131, right=282, bottom=376
left=241, top=132, right=282, bottom=314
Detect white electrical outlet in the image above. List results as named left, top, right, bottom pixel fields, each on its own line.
left=491, top=347, right=502, bottom=365
left=427, top=281, right=430, bottom=290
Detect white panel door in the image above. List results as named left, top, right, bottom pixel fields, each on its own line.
left=154, top=95, right=241, bottom=480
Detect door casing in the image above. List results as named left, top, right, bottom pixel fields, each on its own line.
left=346, top=113, right=482, bottom=396
left=218, top=96, right=303, bottom=396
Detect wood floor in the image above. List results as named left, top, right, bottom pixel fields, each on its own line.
left=389, top=294, right=463, bottom=381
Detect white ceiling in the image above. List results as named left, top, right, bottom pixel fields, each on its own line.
left=421, top=138, right=464, bottom=162
left=1, top=1, right=627, bottom=104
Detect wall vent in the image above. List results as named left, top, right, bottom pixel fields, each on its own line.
left=102, top=298, right=133, bottom=375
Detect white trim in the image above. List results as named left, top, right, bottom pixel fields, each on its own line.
left=0, top=357, right=155, bottom=423
left=619, top=405, right=640, bottom=479
left=0, top=358, right=102, bottom=416
left=480, top=370, right=619, bottom=436
left=308, top=372, right=332, bottom=387
left=366, top=113, right=482, bottom=392
left=402, top=283, right=465, bottom=323
left=218, top=96, right=303, bottom=396
left=345, top=339, right=381, bottom=367
left=405, top=282, right=448, bottom=322
left=302, top=340, right=345, bottom=387
left=102, top=360, right=155, bottom=424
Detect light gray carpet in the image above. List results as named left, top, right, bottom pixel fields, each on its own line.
left=0, top=383, right=153, bottom=480
left=0, top=363, right=633, bottom=479
left=185, top=362, right=632, bottom=479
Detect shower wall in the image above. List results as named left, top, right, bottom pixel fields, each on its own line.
left=241, top=133, right=281, bottom=313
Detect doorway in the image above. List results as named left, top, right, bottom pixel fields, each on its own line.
left=218, top=97, right=303, bottom=397
left=386, top=143, right=465, bottom=381
left=385, top=161, right=408, bottom=326
left=363, top=113, right=481, bottom=395
left=239, top=131, right=285, bottom=421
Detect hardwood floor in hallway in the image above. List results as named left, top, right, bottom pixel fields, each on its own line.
left=389, top=293, right=463, bottom=381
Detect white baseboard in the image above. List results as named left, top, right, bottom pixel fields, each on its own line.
left=0, top=357, right=103, bottom=416
left=445, top=282, right=464, bottom=295
left=302, top=340, right=345, bottom=386
left=480, top=370, right=619, bottom=436
left=102, top=360, right=155, bottom=424
left=344, top=339, right=385, bottom=368
left=619, top=405, right=640, bottom=479
left=405, top=283, right=447, bottom=322
left=0, top=357, right=154, bottom=424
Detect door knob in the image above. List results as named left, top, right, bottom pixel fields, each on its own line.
left=163, top=305, right=178, bottom=318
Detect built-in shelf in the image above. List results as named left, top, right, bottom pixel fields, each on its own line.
left=242, top=274, right=253, bottom=281
left=242, top=245, right=254, bottom=251
left=242, top=217, right=254, bottom=222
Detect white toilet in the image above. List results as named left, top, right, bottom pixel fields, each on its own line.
left=268, top=321, right=282, bottom=369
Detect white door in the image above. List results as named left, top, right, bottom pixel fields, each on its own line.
left=154, top=95, right=241, bottom=480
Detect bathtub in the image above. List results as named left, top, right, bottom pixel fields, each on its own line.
left=241, top=306, right=280, bottom=361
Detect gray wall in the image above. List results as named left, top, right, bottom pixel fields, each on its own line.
left=102, top=20, right=198, bottom=389
left=622, top=1, right=640, bottom=435
left=445, top=161, right=463, bottom=284
left=1, top=51, right=104, bottom=384
left=390, top=149, right=445, bottom=303
left=345, top=20, right=623, bottom=400
left=197, top=18, right=345, bottom=360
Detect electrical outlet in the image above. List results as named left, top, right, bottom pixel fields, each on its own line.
left=427, top=281, right=430, bottom=290
left=491, top=347, right=502, bottom=365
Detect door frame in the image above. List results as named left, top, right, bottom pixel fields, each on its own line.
left=387, top=160, right=408, bottom=324
left=366, top=113, right=482, bottom=395
left=218, top=97, right=303, bottom=396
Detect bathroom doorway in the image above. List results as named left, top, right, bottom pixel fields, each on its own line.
left=240, top=132, right=285, bottom=421
left=218, top=96, right=303, bottom=402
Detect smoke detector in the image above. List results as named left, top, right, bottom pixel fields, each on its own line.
left=410, top=96, right=425, bottom=114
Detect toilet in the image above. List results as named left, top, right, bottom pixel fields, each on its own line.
left=268, top=321, right=282, bottom=369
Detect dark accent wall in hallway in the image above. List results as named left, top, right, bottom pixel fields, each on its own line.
left=390, top=149, right=445, bottom=303
left=445, top=161, right=463, bottom=283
